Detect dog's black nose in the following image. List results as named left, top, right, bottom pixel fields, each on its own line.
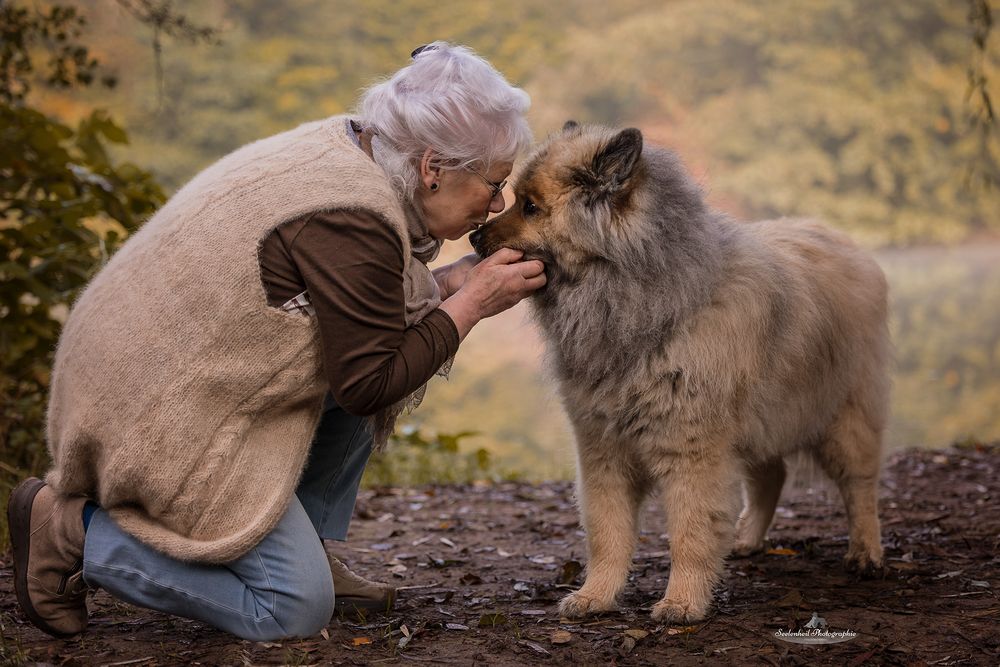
left=469, top=227, right=485, bottom=256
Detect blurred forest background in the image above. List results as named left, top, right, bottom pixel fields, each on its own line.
left=2, top=0, right=999, bottom=486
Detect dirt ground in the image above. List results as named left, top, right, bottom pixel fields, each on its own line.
left=2, top=444, right=998, bottom=666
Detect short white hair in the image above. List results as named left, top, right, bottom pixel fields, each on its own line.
left=355, top=42, right=532, bottom=201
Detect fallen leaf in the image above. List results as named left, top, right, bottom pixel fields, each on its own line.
left=320, top=628, right=330, bottom=641
left=513, top=581, right=531, bottom=593
left=352, top=637, right=371, bottom=646
left=446, top=623, right=470, bottom=631
left=460, top=572, right=483, bottom=585
left=530, top=554, right=556, bottom=565
left=398, top=635, right=411, bottom=649
left=520, top=609, right=546, bottom=616
left=624, top=628, right=649, bottom=640
left=400, top=624, right=410, bottom=637
left=550, top=630, right=573, bottom=644
left=621, top=636, right=636, bottom=653
left=666, top=625, right=699, bottom=635
left=497, top=548, right=513, bottom=558
left=440, top=537, right=457, bottom=549
left=766, top=548, right=799, bottom=556
left=519, top=640, right=550, bottom=656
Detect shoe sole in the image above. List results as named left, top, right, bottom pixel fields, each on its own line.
left=7, top=477, right=79, bottom=638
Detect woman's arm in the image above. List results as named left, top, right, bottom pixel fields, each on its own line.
left=288, top=212, right=545, bottom=415
left=432, top=253, right=479, bottom=300
left=290, top=211, right=459, bottom=416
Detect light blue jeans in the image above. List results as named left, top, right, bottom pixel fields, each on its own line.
left=81, top=397, right=374, bottom=641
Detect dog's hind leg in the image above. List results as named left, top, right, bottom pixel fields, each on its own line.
left=813, top=397, right=885, bottom=576
left=733, top=457, right=786, bottom=556
left=558, top=450, right=645, bottom=619
left=652, top=451, right=741, bottom=624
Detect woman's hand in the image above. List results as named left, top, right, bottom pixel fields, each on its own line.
left=438, top=248, right=546, bottom=340
left=433, top=253, right=481, bottom=300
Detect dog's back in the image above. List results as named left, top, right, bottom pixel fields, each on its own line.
left=684, top=217, right=890, bottom=462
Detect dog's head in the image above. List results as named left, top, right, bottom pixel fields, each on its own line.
left=470, top=122, right=649, bottom=279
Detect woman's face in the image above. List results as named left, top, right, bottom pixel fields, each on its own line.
left=417, top=160, right=514, bottom=241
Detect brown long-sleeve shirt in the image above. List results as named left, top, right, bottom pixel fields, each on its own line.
left=258, top=209, right=459, bottom=416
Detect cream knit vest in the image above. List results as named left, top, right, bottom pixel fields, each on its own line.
left=45, top=116, right=431, bottom=563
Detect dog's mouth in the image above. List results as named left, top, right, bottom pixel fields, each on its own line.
left=468, top=226, right=491, bottom=259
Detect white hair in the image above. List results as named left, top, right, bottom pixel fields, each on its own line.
left=355, top=42, right=532, bottom=201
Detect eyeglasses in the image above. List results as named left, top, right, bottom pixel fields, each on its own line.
left=465, top=166, right=507, bottom=200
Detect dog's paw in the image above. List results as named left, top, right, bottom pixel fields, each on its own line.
left=731, top=539, right=764, bottom=557
left=844, top=543, right=885, bottom=579
left=650, top=597, right=707, bottom=625
left=844, top=552, right=886, bottom=579
left=558, top=592, right=617, bottom=618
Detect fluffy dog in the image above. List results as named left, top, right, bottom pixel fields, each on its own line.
left=470, top=123, right=890, bottom=623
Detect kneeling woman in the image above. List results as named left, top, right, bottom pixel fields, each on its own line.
left=8, top=42, right=544, bottom=641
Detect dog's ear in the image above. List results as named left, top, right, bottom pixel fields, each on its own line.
left=562, top=120, right=579, bottom=132
left=573, top=128, right=643, bottom=207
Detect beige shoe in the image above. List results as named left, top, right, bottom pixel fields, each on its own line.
left=7, top=478, right=89, bottom=637
left=325, top=546, right=395, bottom=614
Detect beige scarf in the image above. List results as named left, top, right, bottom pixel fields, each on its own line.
left=352, top=121, right=454, bottom=447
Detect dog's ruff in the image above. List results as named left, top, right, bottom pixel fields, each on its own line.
left=472, top=123, right=890, bottom=623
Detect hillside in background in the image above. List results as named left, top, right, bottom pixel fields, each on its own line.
left=19, top=0, right=1000, bottom=477
left=42, top=0, right=999, bottom=244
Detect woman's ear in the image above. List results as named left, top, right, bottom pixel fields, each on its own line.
left=419, top=149, right=441, bottom=191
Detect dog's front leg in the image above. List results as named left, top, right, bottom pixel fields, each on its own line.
left=559, top=450, right=643, bottom=618
left=652, top=451, right=741, bottom=624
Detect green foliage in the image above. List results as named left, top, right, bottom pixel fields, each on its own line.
left=965, top=0, right=998, bottom=190
left=0, top=3, right=115, bottom=103
left=362, top=425, right=518, bottom=487
left=0, top=103, right=165, bottom=458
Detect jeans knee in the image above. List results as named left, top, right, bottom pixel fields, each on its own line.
left=273, top=578, right=335, bottom=638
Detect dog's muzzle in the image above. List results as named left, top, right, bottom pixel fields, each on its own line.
left=469, top=225, right=489, bottom=258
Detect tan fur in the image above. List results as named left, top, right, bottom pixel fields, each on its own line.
left=472, top=124, right=890, bottom=623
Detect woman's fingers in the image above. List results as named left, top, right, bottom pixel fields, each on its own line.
left=522, top=274, right=547, bottom=291
left=485, top=247, right=525, bottom=265
left=516, top=259, right=545, bottom=278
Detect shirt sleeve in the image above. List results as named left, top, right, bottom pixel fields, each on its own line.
left=288, top=209, right=460, bottom=416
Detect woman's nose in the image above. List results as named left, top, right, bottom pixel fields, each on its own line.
left=488, top=192, right=506, bottom=214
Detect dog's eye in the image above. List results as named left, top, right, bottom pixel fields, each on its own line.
left=523, top=198, right=538, bottom=216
